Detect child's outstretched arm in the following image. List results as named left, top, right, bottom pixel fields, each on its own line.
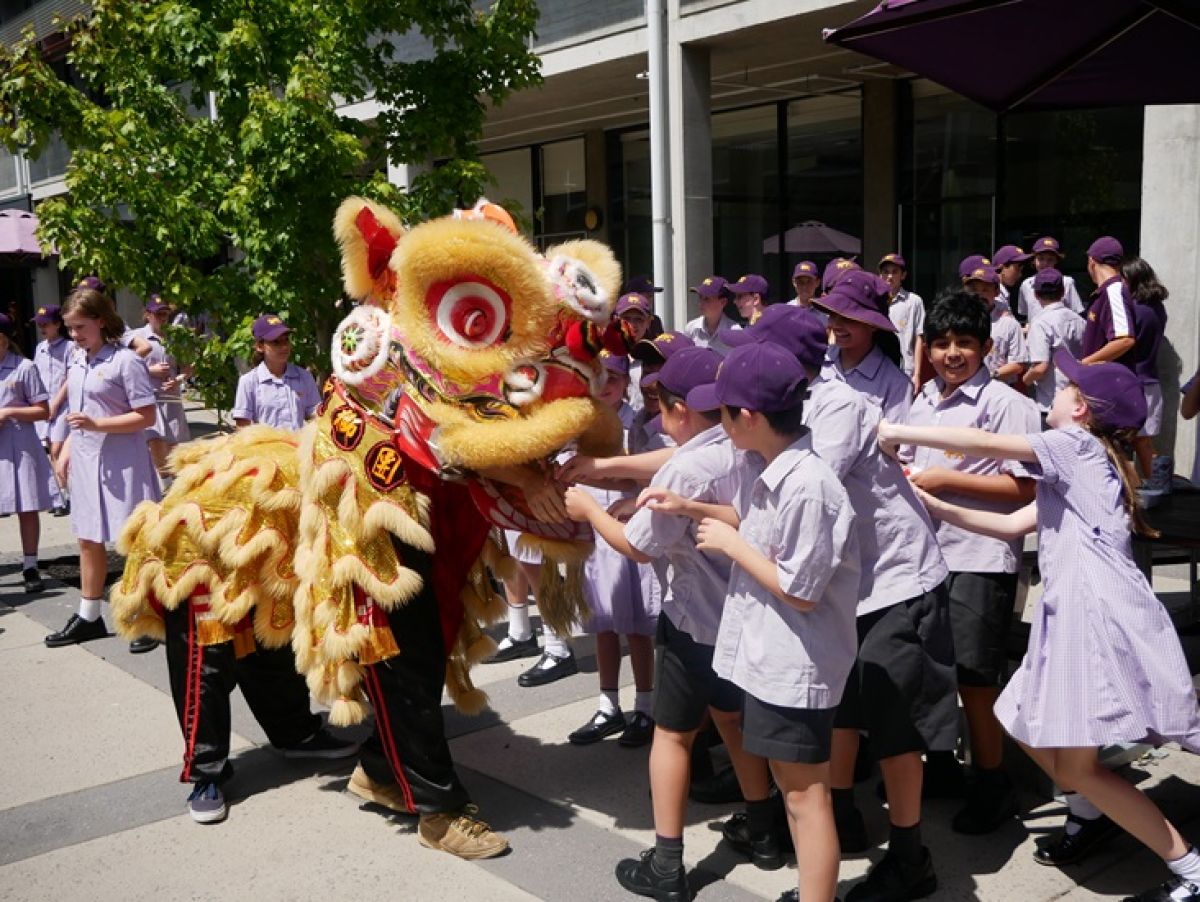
left=695, top=518, right=816, bottom=612
left=637, top=486, right=739, bottom=528
left=563, top=487, right=653, bottom=563
left=558, top=447, right=676, bottom=484
left=916, top=487, right=1038, bottom=541
left=879, top=420, right=1038, bottom=463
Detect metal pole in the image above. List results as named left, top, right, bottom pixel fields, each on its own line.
left=647, top=0, right=673, bottom=322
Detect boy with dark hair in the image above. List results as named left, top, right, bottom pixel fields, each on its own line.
left=903, top=290, right=1040, bottom=837
left=1022, top=268, right=1086, bottom=419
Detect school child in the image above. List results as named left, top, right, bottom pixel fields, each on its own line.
left=959, top=255, right=1028, bottom=387
left=0, top=314, right=52, bottom=593
left=1082, top=236, right=1138, bottom=371
left=902, top=290, right=1040, bottom=835
left=623, top=275, right=667, bottom=339
left=1022, top=268, right=1086, bottom=419
left=723, top=305, right=957, bottom=899
left=878, top=253, right=926, bottom=388
left=729, top=274, right=769, bottom=324
left=1016, top=236, right=1085, bottom=324
left=814, top=270, right=912, bottom=423
left=133, top=294, right=192, bottom=473
left=563, top=346, right=774, bottom=901
left=32, top=304, right=71, bottom=516
left=566, top=351, right=658, bottom=747
left=684, top=277, right=740, bottom=355
left=687, top=341, right=860, bottom=902
left=992, top=245, right=1031, bottom=319
left=880, top=352, right=1200, bottom=902
left=616, top=293, right=656, bottom=412
left=231, top=314, right=321, bottom=430
left=44, top=286, right=162, bottom=648
left=1121, top=256, right=1171, bottom=491
left=789, top=261, right=822, bottom=312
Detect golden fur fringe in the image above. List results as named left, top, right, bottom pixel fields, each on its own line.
left=334, top=196, right=406, bottom=302
left=429, top=397, right=599, bottom=471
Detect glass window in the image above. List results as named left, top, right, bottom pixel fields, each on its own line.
left=27, top=130, right=70, bottom=184
left=610, top=128, right=652, bottom=283
left=0, top=143, right=20, bottom=195
left=712, top=105, right=780, bottom=297
left=481, top=147, right=534, bottom=235
left=538, top=138, right=587, bottom=246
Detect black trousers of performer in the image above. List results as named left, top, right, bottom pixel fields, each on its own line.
left=357, top=544, right=471, bottom=815
left=164, top=603, right=321, bottom=784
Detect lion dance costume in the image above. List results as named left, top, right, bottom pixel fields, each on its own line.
left=110, top=197, right=630, bottom=853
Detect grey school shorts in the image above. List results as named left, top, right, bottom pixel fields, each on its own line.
left=653, top=614, right=742, bottom=733
left=741, top=695, right=836, bottom=764
left=833, top=585, right=959, bottom=759
left=947, top=570, right=1019, bottom=687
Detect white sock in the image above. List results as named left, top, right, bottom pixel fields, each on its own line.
left=507, top=604, right=533, bottom=642
left=78, top=597, right=103, bottom=622
left=1167, top=846, right=1200, bottom=883
left=1066, top=792, right=1103, bottom=821
left=598, top=690, right=620, bottom=716
left=23, top=555, right=37, bottom=571
left=543, top=628, right=571, bottom=659
left=634, top=690, right=654, bottom=716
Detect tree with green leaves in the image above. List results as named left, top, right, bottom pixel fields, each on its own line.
left=0, top=0, right=541, bottom=411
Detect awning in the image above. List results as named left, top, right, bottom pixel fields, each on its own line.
left=763, top=221, right=861, bottom=256
left=0, top=210, right=42, bottom=257
left=823, top=0, right=1200, bottom=112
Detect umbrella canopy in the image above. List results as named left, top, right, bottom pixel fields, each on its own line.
left=0, top=210, right=42, bottom=257
left=824, top=0, right=1200, bottom=112
left=763, top=220, right=862, bottom=256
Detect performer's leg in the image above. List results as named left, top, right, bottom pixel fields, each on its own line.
left=234, top=642, right=322, bottom=750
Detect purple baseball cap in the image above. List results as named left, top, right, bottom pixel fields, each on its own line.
left=252, top=314, right=291, bottom=341
left=1033, top=267, right=1065, bottom=294
left=957, top=254, right=994, bottom=280
left=32, top=304, right=62, bottom=324
left=1032, top=236, right=1064, bottom=257
left=642, top=346, right=722, bottom=403
left=630, top=330, right=694, bottom=364
left=792, top=261, right=819, bottom=280
left=813, top=270, right=897, bottom=333
left=600, top=350, right=630, bottom=376
left=729, top=274, right=769, bottom=295
left=689, top=275, right=732, bottom=299
left=623, top=275, right=663, bottom=295
left=76, top=276, right=107, bottom=293
left=1054, top=349, right=1146, bottom=431
left=615, top=292, right=653, bottom=317
left=993, top=245, right=1032, bottom=267
left=720, top=304, right=828, bottom=370
left=145, top=293, right=170, bottom=313
left=821, top=258, right=860, bottom=293
left=688, top=341, right=808, bottom=415
left=878, top=252, right=907, bottom=271
left=1086, top=236, right=1124, bottom=265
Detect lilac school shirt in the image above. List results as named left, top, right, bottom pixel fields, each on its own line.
left=1017, top=274, right=1084, bottom=323
left=33, top=336, right=70, bottom=441
left=822, top=345, right=912, bottom=423
left=985, top=305, right=1029, bottom=382
left=888, top=289, right=925, bottom=377
left=904, top=366, right=1040, bottom=573
left=684, top=314, right=741, bottom=357
left=1131, top=299, right=1167, bottom=385
left=804, top=375, right=947, bottom=615
left=712, top=434, right=860, bottom=710
left=1026, top=303, right=1086, bottom=412
left=232, top=362, right=321, bottom=431
left=1082, top=276, right=1137, bottom=369
left=624, top=424, right=740, bottom=647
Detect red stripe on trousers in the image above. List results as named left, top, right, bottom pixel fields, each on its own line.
left=181, top=604, right=204, bottom=782
left=362, top=666, right=416, bottom=812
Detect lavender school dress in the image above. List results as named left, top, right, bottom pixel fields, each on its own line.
left=132, top=326, right=191, bottom=444
left=0, top=351, right=53, bottom=514
left=65, top=343, right=162, bottom=543
left=995, top=426, right=1200, bottom=752
left=33, top=335, right=70, bottom=505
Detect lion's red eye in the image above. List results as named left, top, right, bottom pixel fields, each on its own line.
left=427, top=279, right=511, bottom=349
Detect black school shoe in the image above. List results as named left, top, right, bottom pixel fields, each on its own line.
left=486, top=634, right=541, bottom=664
left=569, top=709, right=626, bottom=745
left=23, top=567, right=44, bottom=593
left=45, top=614, right=107, bottom=647
left=129, top=636, right=160, bottom=654
left=1033, top=814, right=1120, bottom=866
left=615, top=848, right=689, bottom=902
left=280, top=727, right=360, bottom=760
left=619, top=712, right=655, bottom=748
left=951, top=770, right=1019, bottom=835
left=1122, top=875, right=1200, bottom=901
left=517, top=651, right=578, bottom=687
left=720, top=811, right=786, bottom=870
left=846, top=848, right=937, bottom=902
left=689, top=763, right=743, bottom=805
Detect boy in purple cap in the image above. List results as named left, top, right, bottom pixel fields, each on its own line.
left=32, top=303, right=71, bottom=516
left=789, top=261, right=823, bottom=317
left=232, top=314, right=321, bottom=430
left=902, top=290, right=1040, bottom=836
left=992, top=245, right=1031, bottom=319
left=1022, top=268, right=1086, bottom=419
left=1017, top=236, right=1084, bottom=323
left=729, top=274, right=769, bottom=324
left=616, top=293, right=655, bottom=412
left=1081, top=236, right=1137, bottom=372
left=882, top=353, right=1200, bottom=902
left=684, top=276, right=741, bottom=355
left=961, top=255, right=1028, bottom=387
left=133, top=294, right=192, bottom=474
left=878, top=253, right=926, bottom=388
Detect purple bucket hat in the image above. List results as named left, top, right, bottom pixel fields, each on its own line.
left=1054, top=349, right=1145, bottom=431
left=813, top=270, right=897, bottom=333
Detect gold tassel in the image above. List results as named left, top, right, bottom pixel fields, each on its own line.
left=356, top=624, right=400, bottom=665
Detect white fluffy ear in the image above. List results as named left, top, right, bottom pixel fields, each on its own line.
left=333, top=197, right=406, bottom=301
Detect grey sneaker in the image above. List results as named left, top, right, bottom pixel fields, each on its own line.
left=187, top=781, right=227, bottom=824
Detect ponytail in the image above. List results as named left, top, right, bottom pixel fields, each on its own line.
left=1087, top=424, right=1159, bottom=538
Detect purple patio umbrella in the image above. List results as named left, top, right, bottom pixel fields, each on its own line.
left=763, top=220, right=862, bottom=256
left=824, top=0, right=1200, bottom=112
left=0, top=210, right=42, bottom=257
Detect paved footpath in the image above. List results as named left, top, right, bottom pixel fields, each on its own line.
left=1, top=404, right=1198, bottom=901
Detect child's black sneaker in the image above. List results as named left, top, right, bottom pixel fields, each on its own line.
left=846, top=847, right=937, bottom=902
left=720, top=811, right=785, bottom=870
left=615, top=849, right=689, bottom=902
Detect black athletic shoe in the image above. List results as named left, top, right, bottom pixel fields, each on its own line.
left=128, top=636, right=160, bottom=654
left=846, top=848, right=938, bottom=902
left=619, top=712, right=655, bottom=748
left=517, top=651, right=578, bottom=687
left=1122, top=875, right=1200, bottom=902
left=689, top=764, right=743, bottom=805
left=23, top=567, right=44, bottom=593
left=720, top=812, right=785, bottom=870
left=568, top=709, right=626, bottom=745
left=951, top=771, right=1019, bottom=835
left=486, top=634, right=541, bottom=663
left=45, top=614, right=107, bottom=648
left=280, top=727, right=360, bottom=760
left=1033, top=814, right=1120, bottom=866
left=51, top=504, right=70, bottom=517
left=614, top=848, right=690, bottom=902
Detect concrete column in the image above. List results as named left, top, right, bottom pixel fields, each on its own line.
left=1139, top=105, right=1200, bottom=479
left=666, top=40, right=712, bottom=332
left=862, top=80, right=900, bottom=266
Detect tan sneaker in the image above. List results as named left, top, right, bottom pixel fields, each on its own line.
left=418, top=804, right=509, bottom=860
left=347, top=764, right=411, bottom=813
